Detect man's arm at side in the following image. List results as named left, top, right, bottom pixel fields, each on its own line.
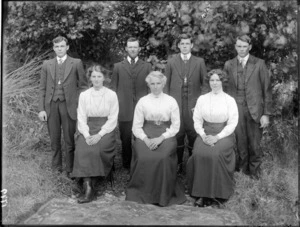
left=77, top=59, right=88, bottom=92
left=164, top=61, right=171, bottom=94
left=200, top=58, right=209, bottom=95
left=38, top=61, right=48, bottom=121
left=110, top=63, right=119, bottom=92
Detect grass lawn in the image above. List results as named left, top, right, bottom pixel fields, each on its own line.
left=2, top=106, right=298, bottom=225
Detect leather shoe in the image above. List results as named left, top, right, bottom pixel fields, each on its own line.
left=194, top=197, right=204, bottom=207
left=66, top=172, right=75, bottom=180
left=78, top=178, right=94, bottom=204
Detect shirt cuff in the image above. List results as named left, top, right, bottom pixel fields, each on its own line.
left=162, top=132, right=170, bottom=139
left=216, top=132, right=224, bottom=140
left=83, top=131, right=90, bottom=139
left=98, top=129, right=106, bottom=137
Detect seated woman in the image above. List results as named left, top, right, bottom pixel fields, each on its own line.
left=71, top=65, right=119, bottom=204
left=125, top=71, right=186, bottom=206
left=186, top=69, right=238, bottom=207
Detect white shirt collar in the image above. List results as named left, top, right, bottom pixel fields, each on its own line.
left=238, top=54, right=249, bottom=63
left=127, top=56, right=138, bottom=63
left=57, top=55, right=67, bottom=63
left=180, top=53, right=191, bottom=61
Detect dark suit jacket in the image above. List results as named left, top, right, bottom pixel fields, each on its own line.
left=224, top=54, right=272, bottom=123
left=38, top=56, right=88, bottom=120
left=110, top=58, right=152, bottom=121
left=164, top=54, right=208, bottom=117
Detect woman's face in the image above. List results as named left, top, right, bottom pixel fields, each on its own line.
left=148, top=76, right=164, bottom=96
left=209, top=73, right=223, bottom=93
left=90, top=70, right=104, bottom=89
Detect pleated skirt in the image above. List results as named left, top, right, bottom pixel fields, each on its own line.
left=125, top=121, right=186, bottom=206
left=71, top=117, right=116, bottom=178
left=186, top=121, right=236, bottom=199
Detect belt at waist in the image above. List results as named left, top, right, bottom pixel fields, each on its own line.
left=144, top=120, right=171, bottom=126
left=88, top=116, right=108, bottom=122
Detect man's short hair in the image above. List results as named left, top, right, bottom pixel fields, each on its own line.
left=126, top=37, right=140, bottom=46
left=52, top=36, right=69, bottom=45
left=178, top=33, right=193, bottom=44
left=236, top=35, right=252, bottom=45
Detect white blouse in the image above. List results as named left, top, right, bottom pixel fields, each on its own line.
left=132, top=93, right=180, bottom=140
left=77, top=87, right=119, bottom=138
left=193, top=91, right=238, bottom=139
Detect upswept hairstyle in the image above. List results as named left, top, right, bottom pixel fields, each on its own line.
left=145, top=71, right=167, bottom=86
left=85, top=65, right=108, bottom=88
left=205, top=69, right=228, bottom=85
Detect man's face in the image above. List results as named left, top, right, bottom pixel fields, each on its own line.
left=125, top=41, right=141, bottom=59
left=235, top=39, right=252, bottom=58
left=53, top=40, right=69, bottom=58
left=178, top=38, right=193, bottom=55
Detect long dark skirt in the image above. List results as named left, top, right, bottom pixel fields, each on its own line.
left=186, top=121, right=236, bottom=199
left=125, top=121, right=186, bottom=206
left=71, top=117, right=116, bottom=178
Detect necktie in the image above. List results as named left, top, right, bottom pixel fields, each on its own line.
left=240, top=58, right=245, bottom=68
left=183, top=55, right=188, bottom=64
left=130, top=58, right=135, bottom=65
left=58, top=58, right=63, bottom=64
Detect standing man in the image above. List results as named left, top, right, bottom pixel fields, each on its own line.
left=165, top=33, right=208, bottom=173
left=111, top=37, right=152, bottom=170
left=38, top=36, right=88, bottom=177
left=224, top=34, right=272, bottom=179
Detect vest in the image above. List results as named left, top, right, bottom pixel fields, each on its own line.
left=52, top=60, right=66, bottom=101
left=235, top=61, right=247, bottom=105
left=180, top=58, right=191, bottom=99
left=129, top=61, right=139, bottom=104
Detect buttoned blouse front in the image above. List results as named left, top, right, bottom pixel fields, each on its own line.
left=132, top=93, right=180, bottom=140
left=193, top=91, right=238, bottom=139
left=77, top=87, right=119, bottom=138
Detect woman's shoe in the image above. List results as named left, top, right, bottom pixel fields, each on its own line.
left=194, top=197, right=204, bottom=207
left=78, top=178, right=94, bottom=204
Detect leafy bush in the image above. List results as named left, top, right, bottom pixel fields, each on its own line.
left=2, top=1, right=298, bottom=225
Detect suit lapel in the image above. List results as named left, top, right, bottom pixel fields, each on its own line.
left=49, top=58, right=56, bottom=81
left=134, top=59, right=148, bottom=75
left=63, top=56, right=73, bottom=82
left=174, top=54, right=183, bottom=78
left=245, top=55, right=256, bottom=83
left=187, top=55, right=197, bottom=79
left=121, top=59, right=132, bottom=77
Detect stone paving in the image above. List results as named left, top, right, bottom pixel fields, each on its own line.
left=23, top=192, right=244, bottom=225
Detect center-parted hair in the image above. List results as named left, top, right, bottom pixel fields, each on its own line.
left=205, top=69, right=228, bottom=85
left=86, top=64, right=106, bottom=78
left=145, top=71, right=167, bottom=86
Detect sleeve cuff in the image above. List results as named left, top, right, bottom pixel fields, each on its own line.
left=83, top=132, right=90, bottom=139
left=98, top=129, right=106, bottom=137
left=162, top=132, right=170, bottom=139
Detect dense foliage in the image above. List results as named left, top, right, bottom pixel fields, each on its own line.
left=4, top=1, right=298, bottom=115
left=3, top=1, right=298, bottom=225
